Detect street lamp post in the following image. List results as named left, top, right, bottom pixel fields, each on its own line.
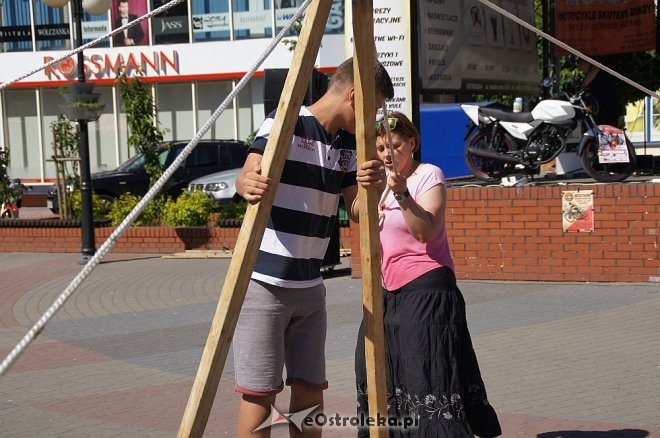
left=72, top=0, right=95, bottom=263
left=45, top=0, right=110, bottom=264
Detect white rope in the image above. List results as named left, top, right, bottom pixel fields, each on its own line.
left=477, top=0, right=660, bottom=101
left=0, top=0, right=185, bottom=90
left=0, top=0, right=313, bottom=378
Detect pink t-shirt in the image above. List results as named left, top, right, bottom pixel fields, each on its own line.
left=379, top=163, right=455, bottom=290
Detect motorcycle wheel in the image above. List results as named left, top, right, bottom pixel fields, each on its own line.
left=464, top=129, right=516, bottom=183
left=579, top=137, right=637, bottom=183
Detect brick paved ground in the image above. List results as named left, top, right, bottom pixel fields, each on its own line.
left=1, top=252, right=659, bottom=437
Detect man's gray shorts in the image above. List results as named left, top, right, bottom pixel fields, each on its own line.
left=233, top=279, right=328, bottom=397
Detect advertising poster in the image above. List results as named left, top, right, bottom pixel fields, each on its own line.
left=598, top=127, right=630, bottom=163
left=344, top=1, right=413, bottom=117
left=417, top=0, right=539, bottom=95
left=562, top=190, right=594, bottom=233
left=555, top=0, right=656, bottom=56
left=151, top=0, right=189, bottom=45
left=111, top=0, right=148, bottom=47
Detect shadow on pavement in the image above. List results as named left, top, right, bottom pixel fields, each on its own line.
left=537, top=429, right=649, bottom=438
left=321, top=266, right=352, bottom=280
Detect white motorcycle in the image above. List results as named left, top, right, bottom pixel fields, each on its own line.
left=461, top=85, right=636, bottom=183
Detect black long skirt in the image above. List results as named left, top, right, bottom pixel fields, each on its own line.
left=355, top=267, right=501, bottom=437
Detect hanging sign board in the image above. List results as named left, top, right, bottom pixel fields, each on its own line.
left=344, top=1, right=413, bottom=117
left=554, top=0, right=656, bottom=56
left=417, top=0, right=539, bottom=95
left=562, top=190, right=594, bottom=233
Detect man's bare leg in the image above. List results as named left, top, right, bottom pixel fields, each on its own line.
left=289, top=385, right=323, bottom=438
left=238, top=393, right=276, bottom=438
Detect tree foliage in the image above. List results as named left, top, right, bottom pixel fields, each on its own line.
left=486, top=1, right=658, bottom=107
left=0, top=148, right=11, bottom=205
left=117, top=70, right=168, bottom=188
left=564, top=52, right=659, bottom=106
left=50, top=116, right=80, bottom=219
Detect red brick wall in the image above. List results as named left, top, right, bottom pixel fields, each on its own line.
left=350, top=182, right=659, bottom=283
left=2, top=183, right=658, bottom=282
left=0, top=226, right=242, bottom=254
left=0, top=224, right=353, bottom=257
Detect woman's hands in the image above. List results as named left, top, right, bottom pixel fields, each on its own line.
left=386, top=171, right=407, bottom=195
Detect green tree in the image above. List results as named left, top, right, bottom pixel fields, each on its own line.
left=484, top=1, right=659, bottom=107
left=117, top=70, right=169, bottom=187
left=566, top=52, right=659, bottom=106
left=0, top=148, right=11, bottom=206
left=50, top=116, right=80, bottom=219
left=540, top=0, right=659, bottom=104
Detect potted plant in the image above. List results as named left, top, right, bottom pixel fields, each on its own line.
left=59, top=82, right=105, bottom=121
left=59, top=86, right=102, bottom=104
left=63, top=82, right=95, bottom=96
left=59, top=100, right=106, bottom=121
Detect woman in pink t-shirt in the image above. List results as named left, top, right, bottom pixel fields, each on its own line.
left=355, top=112, right=500, bottom=437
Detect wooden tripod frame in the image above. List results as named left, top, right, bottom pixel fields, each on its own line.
left=177, top=1, right=388, bottom=436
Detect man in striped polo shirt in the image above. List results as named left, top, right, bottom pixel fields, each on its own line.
left=233, top=57, right=393, bottom=437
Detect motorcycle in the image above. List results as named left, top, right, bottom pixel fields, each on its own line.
left=461, top=81, right=637, bottom=183
left=1, top=178, right=29, bottom=219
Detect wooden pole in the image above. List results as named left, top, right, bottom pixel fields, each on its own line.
left=176, top=1, right=333, bottom=436
left=352, top=1, right=389, bottom=436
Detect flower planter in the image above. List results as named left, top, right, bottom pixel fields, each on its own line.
left=60, top=92, right=102, bottom=104
left=60, top=104, right=105, bottom=121
left=63, top=82, right=95, bottom=95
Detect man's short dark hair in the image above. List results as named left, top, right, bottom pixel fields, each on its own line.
left=329, top=57, right=394, bottom=100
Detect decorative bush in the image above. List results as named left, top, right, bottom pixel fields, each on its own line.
left=69, top=190, right=112, bottom=221
left=163, top=190, right=215, bottom=227
left=217, top=200, right=247, bottom=222
left=107, top=193, right=165, bottom=227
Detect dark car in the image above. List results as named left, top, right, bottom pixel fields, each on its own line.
left=47, top=139, right=248, bottom=213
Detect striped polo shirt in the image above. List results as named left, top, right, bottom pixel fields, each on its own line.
left=250, top=106, right=357, bottom=288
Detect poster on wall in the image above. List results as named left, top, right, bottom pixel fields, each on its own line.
left=418, top=0, right=539, bottom=95
left=554, top=0, right=656, bottom=56
left=111, top=0, right=148, bottom=47
left=344, top=1, right=413, bottom=117
left=562, top=190, right=594, bottom=233
left=151, top=0, right=189, bottom=45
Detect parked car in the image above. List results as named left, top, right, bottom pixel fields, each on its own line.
left=47, top=139, right=248, bottom=213
left=187, top=167, right=243, bottom=206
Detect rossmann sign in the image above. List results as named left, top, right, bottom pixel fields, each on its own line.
left=43, top=49, right=180, bottom=81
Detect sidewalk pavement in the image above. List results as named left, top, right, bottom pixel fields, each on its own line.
left=0, top=252, right=659, bottom=437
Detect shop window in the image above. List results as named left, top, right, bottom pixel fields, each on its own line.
left=196, top=81, right=235, bottom=140
left=41, top=88, right=66, bottom=180
left=0, top=0, right=33, bottom=52
left=156, top=83, right=194, bottom=141
left=111, top=0, right=148, bottom=47
left=4, top=90, right=40, bottom=179
left=151, top=0, right=189, bottom=45
left=86, top=87, right=117, bottom=173
left=82, top=11, right=110, bottom=48
left=236, top=78, right=258, bottom=143
left=32, top=0, right=71, bottom=51
left=191, top=0, right=230, bottom=43
left=325, top=0, right=344, bottom=34
left=274, top=0, right=343, bottom=35
left=274, top=0, right=301, bottom=36
left=233, top=0, right=272, bottom=40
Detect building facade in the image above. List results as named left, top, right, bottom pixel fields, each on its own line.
left=0, top=0, right=347, bottom=183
